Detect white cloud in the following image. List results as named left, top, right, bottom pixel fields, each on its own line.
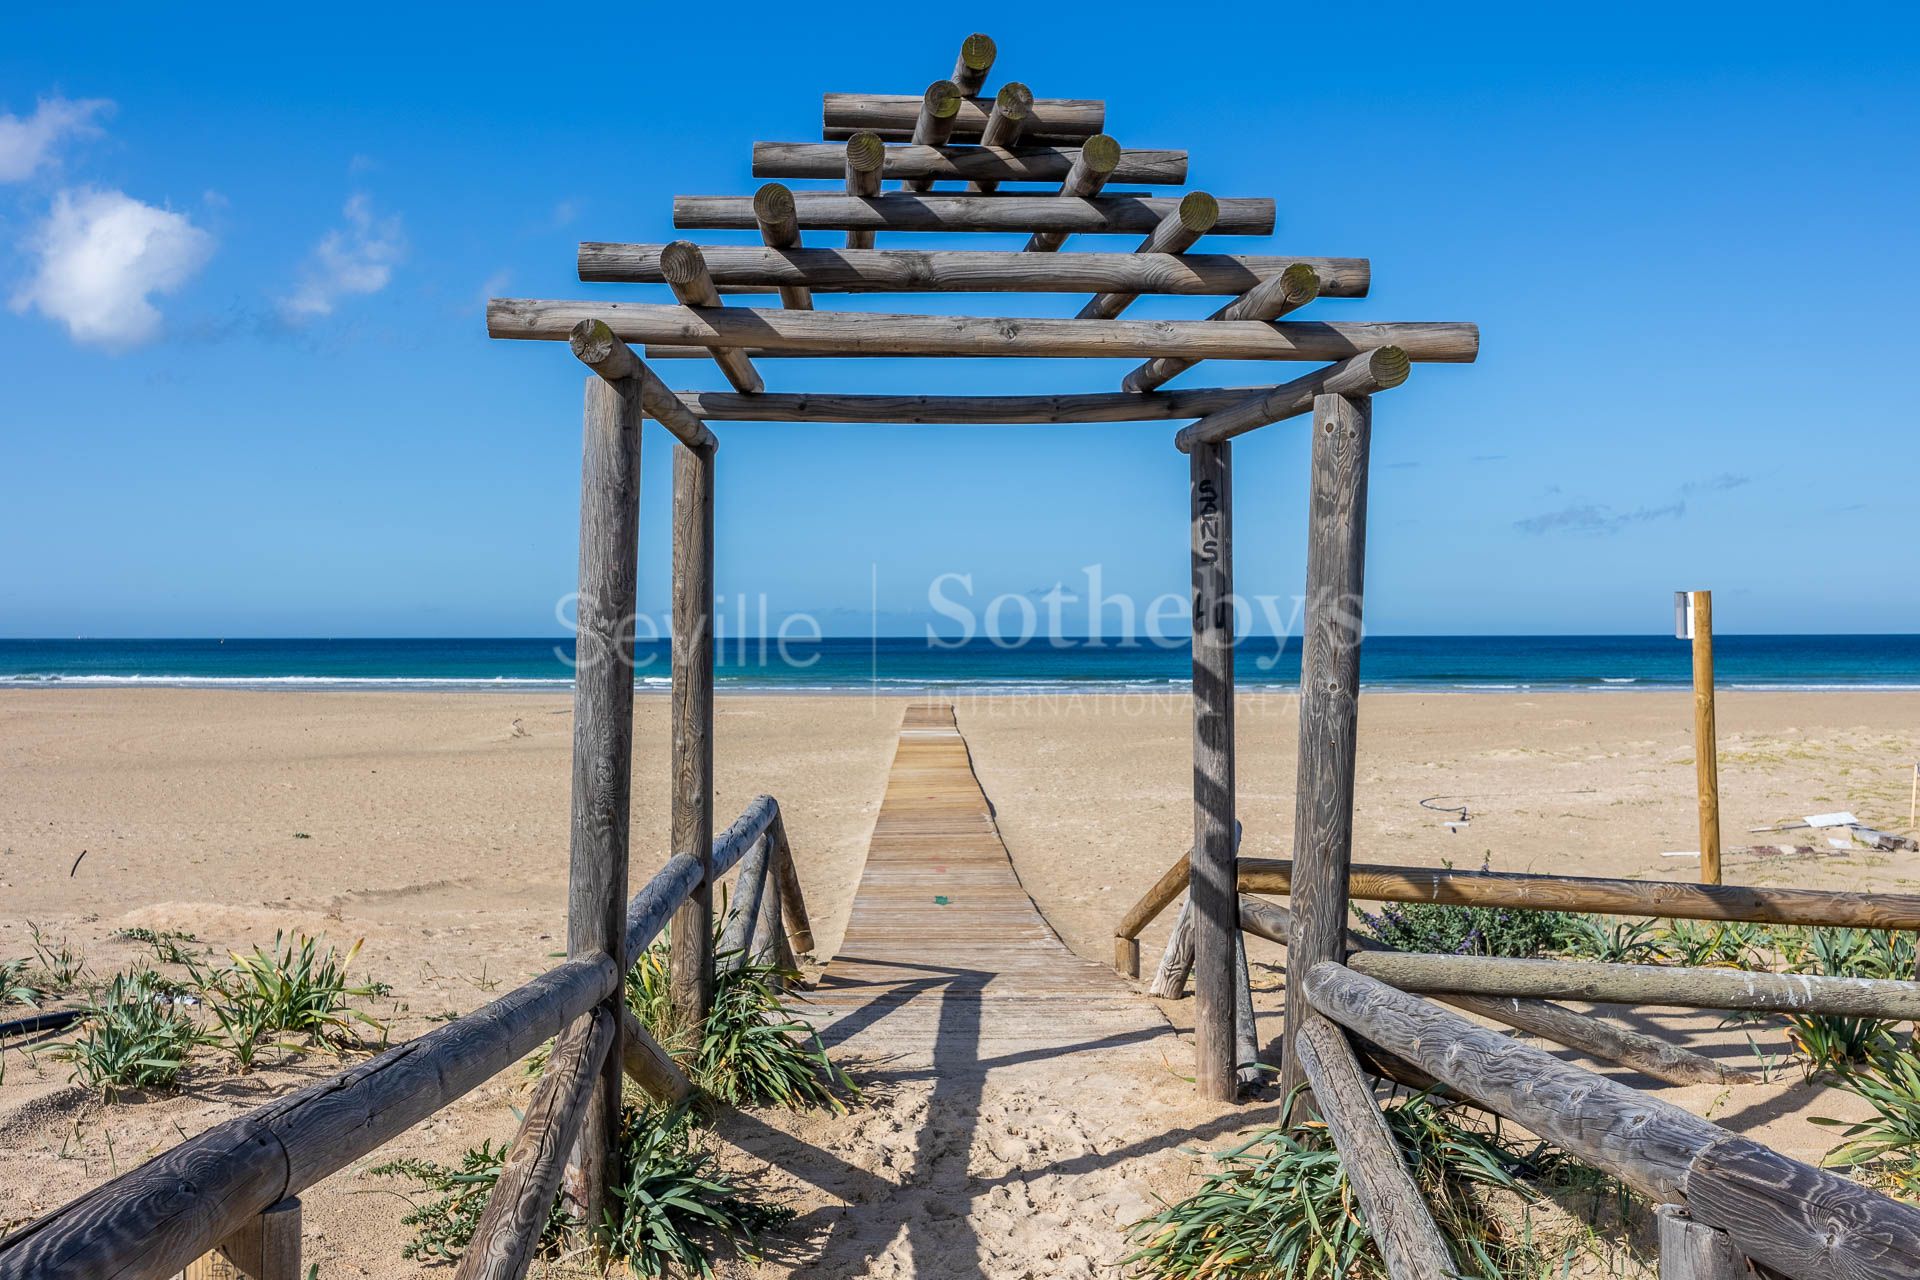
left=281, top=193, right=405, bottom=321
left=10, top=187, right=215, bottom=347
left=0, top=96, right=113, bottom=183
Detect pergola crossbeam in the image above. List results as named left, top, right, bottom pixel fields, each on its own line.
left=671, top=192, right=1274, bottom=235
left=824, top=90, right=1104, bottom=143
left=750, top=141, right=1188, bottom=185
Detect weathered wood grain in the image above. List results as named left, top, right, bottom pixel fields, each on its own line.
left=824, top=90, right=1104, bottom=143
left=1149, top=898, right=1196, bottom=999
left=493, top=300, right=1480, bottom=363
left=1237, top=896, right=1755, bottom=1087
left=1190, top=437, right=1237, bottom=1101
left=1175, top=348, right=1410, bottom=450
left=750, top=141, right=1188, bottom=184
left=619, top=1006, right=694, bottom=1104
left=1656, top=1204, right=1748, bottom=1280
left=455, top=1008, right=614, bottom=1280
left=1027, top=134, right=1122, bottom=251
left=750, top=184, right=813, bottom=310
left=1079, top=191, right=1219, bottom=320
left=1236, top=859, right=1920, bottom=930
left=1295, top=1013, right=1462, bottom=1280
left=767, top=809, right=815, bottom=953
left=670, top=386, right=1291, bottom=424
left=181, top=1198, right=301, bottom=1280
left=659, top=242, right=765, bottom=388
left=561, top=372, right=643, bottom=1227
left=1280, top=393, right=1373, bottom=1113
left=566, top=319, right=717, bottom=452
left=1125, top=263, right=1321, bottom=391
left=668, top=442, right=716, bottom=1025
left=718, top=835, right=771, bottom=966
left=579, top=244, right=1369, bottom=297
left=1306, top=963, right=1920, bottom=1280
left=1234, top=932, right=1262, bottom=1089
left=672, top=192, right=1274, bottom=235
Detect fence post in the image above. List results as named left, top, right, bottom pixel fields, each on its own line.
left=669, top=440, right=717, bottom=1025
left=182, top=1197, right=301, bottom=1280
left=1189, top=437, right=1237, bottom=1101
left=562, top=374, right=642, bottom=1230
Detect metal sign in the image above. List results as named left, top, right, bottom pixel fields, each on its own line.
left=1674, top=590, right=1695, bottom=640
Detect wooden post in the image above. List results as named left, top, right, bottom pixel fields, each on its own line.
left=561, top=372, right=642, bottom=1230
left=968, top=82, right=1032, bottom=191
left=658, top=242, right=764, bottom=391
left=950, top=33, right=996, bottom=97
left=902, top=80, right=964, bottom=190
left=1657, top=1204, right=1748, bottom=1280
left=669, top=441, right=716, bottom=1028
left=183, top=1199, right=301, bottom=1280
left=1149, top=898, right=1196, bottom=999
left=1280, top=392, right=1372, bottom=1113
left=751, top=183, right=813, bottom=310
left=1233, top=932, right=1262, bottom=1089
left=843, top=132, right=885, bottom=250
left=1189, top=437, right=1237, bottom=1101
left=1691, top=590, right=1722, bottom=884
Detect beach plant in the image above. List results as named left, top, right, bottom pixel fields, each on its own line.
left=194, top=933, right=388, bottom=1065
left=1353, top=863, right=1575, bottom=960
left=1557, top=915, right=1662, bottom=965
left=112, top=927, right=202, bottom=967
left=369, top=1139, right=561, bottom=1263
left=1814, top=1049, right=1920, bottom=1196
left=1, top=958, right=42, bottom=1008
left=604, top=1103, right=797, bottom=1277
left=1777, top=927, right=1911, bottom=1075
left=1656, top=919, right=1763, bottom=968
left=60, top=968, right=201, bottom=1097
left=28, top=923, right=87, bottom=988
left=1123, top=1089, right=1562, bottom=1280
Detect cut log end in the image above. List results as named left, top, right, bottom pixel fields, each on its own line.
left=1281, top=262, right=1321, bottom=305
left=569, top=319, right=620, bottom=368
left=1178, top=191, right=1220, bottom=234
left=1369, top=345, right=1412, bottom=390
left=923, top=79, right=963, bottom=120
left=1080, top=133, right=1122, bottom=175
left=958, top=33, right=996, bottom=77
left=995, top=81, right=1034, bottom=121
left=753, top=182, right=797, bottom=225
left=845, top=130, right=886, bottom=174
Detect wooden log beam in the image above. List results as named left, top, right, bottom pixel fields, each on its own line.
left=659, top=242, right=764, bottom=391
left=1238, top=896, right=1756, bottom=1087
left=843, top=132, right=885, bottom=250
left=668, top=440, right=716, bottom=1026
left=1080, top=191, right=1220, bottom=320
left=767, top=808, right=815, bottom=953
left=1150, top=899, right=1196, bottom=999
left=1279, top=391, right=1373, bottom=1115
left=1027, top=134, right=1121, bottom=252
left=566, top=319, right=717, bottom=452
left=1294, top=1013, right=1462, bottom=1280
left=902, top=81, right=965, bottom=190
left=969, top=82, right=1032, bottom=191
left=455, top=1007, right=614, bottom=1280
left=1236, top=858, right=1920, bottom=930
left=1234, top=933, right=1262, bottom=1090
left=182, top=1199, right=301, bottom=1280
left=718, top=836, right=771, bottom=966
left=750, top=141, right=1189, bottom=185
left=825, top=90, right=1104, bottom=144
left=669, top=386, right=1313, bottom=423
left=1116, top=822, right=1246, bottom=977
left=579, top=244, right=1369, bottom=298
left=950, top=32, right=996, bottom=97
left=1126, top=263, right=1321, bottom=392
left=0, top=954, right=616, bottom=1280
left=673, top=192, right=1273, bottom=237
left=1305, top=962, right=1920, bottom=1280
left=622, top=797, right=775, bottom=962
left=493, top=301, right=1480, bottom=364
left=560, top=369, right=643, bottom=1228
left=1175, top=348, right=1410, bottom=451
left=619, top=1006, right=694, bottom=1105
left=1350, top=950, right=1920, bottom=1018
left=1190, top=436, right=1236, bottom=1101
left=751, top=184, right=813, bottom=310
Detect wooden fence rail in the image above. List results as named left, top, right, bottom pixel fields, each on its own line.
left=0, top=797, right=807, bottom=1280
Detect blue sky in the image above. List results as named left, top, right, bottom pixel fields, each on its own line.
left=2, top=3, right=1915, bottom=637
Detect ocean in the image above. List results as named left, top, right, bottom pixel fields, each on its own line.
left=3, top=635, right=1918, bottom=694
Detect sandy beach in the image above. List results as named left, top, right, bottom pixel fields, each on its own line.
left=3, top=688, right=1918, bottom=1275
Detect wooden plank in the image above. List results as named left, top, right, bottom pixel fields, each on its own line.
left=1280, top=392, right=1373, bottom=1112
left=577, top=245, right=1366, bottom=297
left=1080, top=192, right=1219, bottom=320
left=1239, top=896, right=1754, bottom=1087
left=0, top=955, right=616, bottom=1280
left=672, top=192, right=1274, bottom=235
left=750, top=140, right=1188, bottom=185
left=1348, top=950, right=1920, bottom=1018
left=1175, top=348, right=1409, bottom=450
left=491, top=301, right=1480, bottom=363
left=1294, top=1013, right=1461, bottom=1280
left=1190, top=437, right=1236, bottom=1102
left=560, top=372, right=642, bottom=1228
left=668, top=442, right=716, bottom=1025
left=824, top=90, right=1104, bottom=143
left=455, top=1008, right=614, bottom=1280
left=659, top=242, right=764, bottom=390
left=1237, top=859, right=1920, bottom=930
left=1306, top=963, right=1920, bottom=1280
left=181, top=1199, right=300, bottom=1280
left=1125, top=263, right=1320, bottom=391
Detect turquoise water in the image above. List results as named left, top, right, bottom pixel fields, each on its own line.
left=2, top=635, right=1918, bottom=693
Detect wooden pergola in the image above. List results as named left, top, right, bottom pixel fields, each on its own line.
left=10, top=33, right=1920, bottom=1280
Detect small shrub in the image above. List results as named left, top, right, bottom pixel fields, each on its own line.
left=370, top=1139, right=562, bottom=1263
left=1123, top=1090, right=1554, bottom=1280
left=113, top=927, right=202, bottom=967
left=61, top=968, right=201, bottom=1097
left=1657, top=919, right=1762, bottom=968
left=606, top=1104, right=796, bottom=1278
left=29, top=923, right=86, bottom=988
left=1557, top=916, right=1662, bottom=965
left=1779, top=927, right=1911, bottom=1075
left=1356, top=901, right=1574, bottom=959
left=195, top=933, right=388, bottom=1065
left=1815, top=1049, right=1920, bottom=1196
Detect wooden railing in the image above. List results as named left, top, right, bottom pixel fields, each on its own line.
left=0, top=796, right=809, bottom=1280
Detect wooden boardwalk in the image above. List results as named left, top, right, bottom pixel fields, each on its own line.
left=808, top=703, right=1165, bottom=1056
